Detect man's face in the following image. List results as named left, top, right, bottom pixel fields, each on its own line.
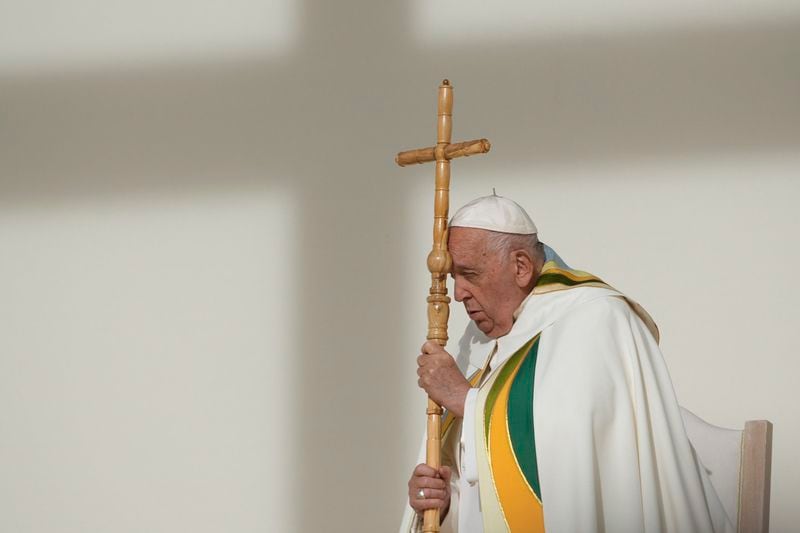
left=448, top=227, right=521, bottom=339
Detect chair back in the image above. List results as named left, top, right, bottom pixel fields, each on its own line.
left=679, top=407, right=773, bottom=533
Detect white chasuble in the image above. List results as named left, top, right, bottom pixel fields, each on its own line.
left=400, top=254, right=733, bottom=533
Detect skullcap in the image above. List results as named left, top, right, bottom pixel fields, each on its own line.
left=450, top=194, right=537, bottom=235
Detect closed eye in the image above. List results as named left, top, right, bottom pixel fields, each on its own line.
left=454, top=269, right=479, bottom=280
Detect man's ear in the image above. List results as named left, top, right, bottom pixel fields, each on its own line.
left=513, top=250, right=535, bottom=288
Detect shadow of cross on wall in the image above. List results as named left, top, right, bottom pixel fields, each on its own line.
left=1, top=1, right=799, bottom=530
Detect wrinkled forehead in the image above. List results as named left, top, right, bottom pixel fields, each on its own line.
left=448, top=227, right=493, bottom=267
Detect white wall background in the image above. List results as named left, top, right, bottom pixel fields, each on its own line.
left=1, top=1, right=798, bottom=532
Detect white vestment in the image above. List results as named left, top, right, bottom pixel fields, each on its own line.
left=400, top=285, right=734, bottom=533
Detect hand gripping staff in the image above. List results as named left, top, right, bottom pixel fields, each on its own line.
left=396, top=80, right=491, bottom=532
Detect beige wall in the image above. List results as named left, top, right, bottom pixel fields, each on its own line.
left=1, top=1, right=798, bottom=532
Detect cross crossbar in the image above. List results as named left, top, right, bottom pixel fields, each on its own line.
left=396, top=138, right=491, bottom=167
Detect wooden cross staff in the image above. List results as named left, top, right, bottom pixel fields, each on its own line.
left=396, top=79, right=490, bottom=533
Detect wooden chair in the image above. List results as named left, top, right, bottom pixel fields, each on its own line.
left=680, top=407, right=773, bottom=533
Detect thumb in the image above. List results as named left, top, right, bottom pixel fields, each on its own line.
left=439, top=465, right=452, bottom=483
left=421, top=341, right=440, bottom=355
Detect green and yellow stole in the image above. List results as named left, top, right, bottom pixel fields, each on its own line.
left=474, top=258, right=613, bottom=532
left=475, top=335, right=545, bottom=532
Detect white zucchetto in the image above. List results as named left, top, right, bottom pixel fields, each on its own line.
left=450, top=194, right=538, bottom=235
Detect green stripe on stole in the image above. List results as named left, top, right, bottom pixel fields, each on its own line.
left=507, top=336, right=542, bottom=500
left=483, top=338, right=534, bottom=443
left=536, top=272, right=596, bottom=287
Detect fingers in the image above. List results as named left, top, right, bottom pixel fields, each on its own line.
left=410, top=495, right=448, bottom=513
left=413, top=463, right=436, bottom=476
left=408, top=482, right=449, bottom=513
left=417, top=352, right=437, bottom=367
left=408, top=463, right=451, bottom=514
left=409, top=487, right=448, bottom=501
left=411, top=464, right=446, bottom=486
left=417, top=348, right=452, bottom=367
left=414, top=475, right=447, bottom=490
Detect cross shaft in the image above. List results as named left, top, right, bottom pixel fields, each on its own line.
left=395, top=79, right=491, bottom=533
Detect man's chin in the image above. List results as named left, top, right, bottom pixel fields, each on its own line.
left=473, top=318, right=494, bottom=336
left=472, top=319, right=510, bottom=339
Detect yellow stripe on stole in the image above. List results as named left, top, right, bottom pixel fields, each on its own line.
left=488, top=353, right=545, bottom=532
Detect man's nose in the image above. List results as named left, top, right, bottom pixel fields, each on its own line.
left=453, top=279, right=468, bottom=302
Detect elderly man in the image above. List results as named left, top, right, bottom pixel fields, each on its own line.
left=400, top=195, right=733, bottom=533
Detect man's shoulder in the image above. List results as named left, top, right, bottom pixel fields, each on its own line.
left=552, top=290, right=637, bottom=331
left=540, top=293, right=654, bottom=382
